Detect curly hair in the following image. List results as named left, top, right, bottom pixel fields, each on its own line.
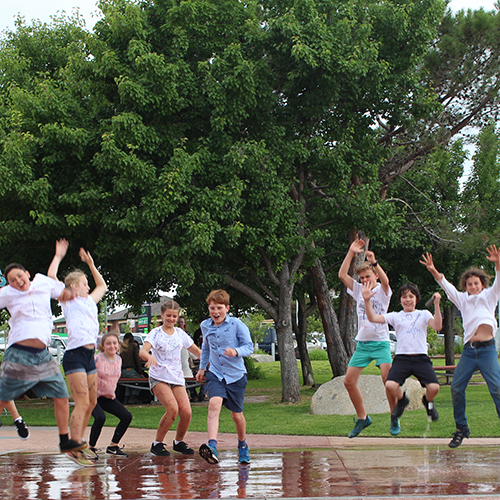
left=460, top=267, right=490, bottom=290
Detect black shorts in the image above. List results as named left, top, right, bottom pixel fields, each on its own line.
left=387, top=354, right=439, bottom=387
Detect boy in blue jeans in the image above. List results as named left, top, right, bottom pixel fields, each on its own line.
left=195, top=289, right=254, bottom=464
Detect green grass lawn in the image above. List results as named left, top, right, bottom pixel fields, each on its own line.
left=4, top=359, right=500, bottom=438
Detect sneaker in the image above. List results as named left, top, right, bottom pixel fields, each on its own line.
left=390, top=417, right=401, bottom=436
left=106, top=445, right=128, bottom=457
left=173, top=440, right=194, bottom=455
left=449, top=428, right=471, bottom=448
left=199, top=443, right=219, bottom=464
left=66, top=451, right=95, bottom=467
left=348, top=415, right=372, bottom=438
left=14, top=418, right=30, bottom=439
left=150, top=442, right=170, bottom=456
left=60, top=439, right=87, bottom=453
left=238, top=445, right=250, bottom=464
left=86, top=447, right=99, bottom=460
left=391, top=392, right=410, bottom=419
left=422, top=395, right=439, bottom=421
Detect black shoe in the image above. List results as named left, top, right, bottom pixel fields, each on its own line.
left=106, top=445, right=128, bottom=457
left=15, top=418, right=30, bottom=439
left=422, top=395, right=439, bottom=421
left=449, top=428, right=471, bottom=448
left=151, top=442, right=170, bottom=456
left=86, top=447, right=99, bottom=460
left=60, top=439, right=87, bottom=453
left=391, top=392, right=410, bottom=419
left=173, top=440, right=194, bottom=455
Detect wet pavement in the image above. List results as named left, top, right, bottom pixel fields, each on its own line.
left=1, top=426, right=500, bottom=499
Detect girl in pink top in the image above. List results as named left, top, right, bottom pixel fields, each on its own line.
left=88, top=332, right=132, bottom=458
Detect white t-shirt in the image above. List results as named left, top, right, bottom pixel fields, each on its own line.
left=347, top=280, right=392, bottom=341
left=61, top=296, right=99, bottom=350
left=145, top=326, right=194, bottom=385
left=0, top=273, right=65, bottom=347
left=382, top=310, right=433, bottom=355
left=438, top=272, right=500, bottom=344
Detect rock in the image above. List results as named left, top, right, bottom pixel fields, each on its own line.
left=250, top=354, right=274, bottom=363
left=310, top=375, right=425, bottom=415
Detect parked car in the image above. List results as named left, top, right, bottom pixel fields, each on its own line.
left=48, top=335, right=67, bottom=360
left=258, top=327, right=279, bottom=360
left=119, top=333, right=146, bottom=347
left=436, top=334, right=462, bottom=346
left=389, top=330, right=397, bottom=355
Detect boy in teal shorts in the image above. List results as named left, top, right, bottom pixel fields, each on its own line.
left=339, top=239, right=394, bottom=436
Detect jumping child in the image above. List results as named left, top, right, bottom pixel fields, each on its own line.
left=88, top=332, right=133, bottom=458
left=140, top=300, right=202, bottom=457
left=421, top=246, right=500, bottom=448
left=338, top=239, right=393, bottom=436
left=195, top=289, right=254, bottom=464
left=0, top=241, right=79, bottom=455
left=49, top=240, right=107, bottom=465
left=362, top=282, right=442, bottom=435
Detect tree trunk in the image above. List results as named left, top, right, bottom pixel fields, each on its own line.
left=275, top=266, right=301, bottom=402
left=443, top=304, right=455, bottom=366
left=310, top=257, right=349, bottom=377
left=294, top=297, right=315, bottom=386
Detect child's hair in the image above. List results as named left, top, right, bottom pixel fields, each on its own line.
left=206, top=289, right=230, bottom=306
left=160, top=299, right=181, bottom=314
left=98, top=331, right=121, bottom=352
left=64, top=269, right=86, bottom=288
left=355, top=262, right=377, bottom=276
left=460, top=267, right=490, bottom=290
left=5, top=263, right=26, bottom=278
left=398, top=283, right=420, bottom=302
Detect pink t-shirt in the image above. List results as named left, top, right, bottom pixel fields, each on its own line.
left=95, top=352, right=121, bottom=399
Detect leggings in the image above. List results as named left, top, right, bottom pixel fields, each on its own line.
left=89, top=396, right=133, bottom=447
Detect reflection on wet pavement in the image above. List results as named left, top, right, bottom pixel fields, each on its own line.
left=1, top=446, right=500, bottom=499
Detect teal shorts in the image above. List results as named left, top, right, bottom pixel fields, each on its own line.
left=348, top=341, right=392, bottom=368
left=0, top=344, right=69, bottom=401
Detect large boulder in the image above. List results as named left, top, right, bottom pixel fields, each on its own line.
left=310, top=375, right=425, bottom=415
left=250, top=354, right=274, bottom=363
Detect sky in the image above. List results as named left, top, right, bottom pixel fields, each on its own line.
left=0, top=0, right=498, bottom=33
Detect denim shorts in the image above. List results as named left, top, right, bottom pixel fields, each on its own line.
left=0, top=344, right=69, bottom=401
left=348, top=341, right=392, bottom=368
left=205, top=371, right=247, bottom=413
left=62, top=346, right=97, bottom=375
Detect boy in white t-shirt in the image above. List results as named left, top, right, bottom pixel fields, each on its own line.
left=362, top=282, right=442, bottom=434
left=0, top=242, right=84, bottom=454
left=140, top=300, right=202, bottom=457
left=339, top=239, right=392, bottom=437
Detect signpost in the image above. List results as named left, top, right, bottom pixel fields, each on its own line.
left=138, top=303, right=151, bottom=334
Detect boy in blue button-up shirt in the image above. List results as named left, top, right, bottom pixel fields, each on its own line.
left=196, top=289, right=254, bottom=464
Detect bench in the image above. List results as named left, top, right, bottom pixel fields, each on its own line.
left=116, top=377, right=203, bottom=403
left=433, top=365, right=456, bottom=385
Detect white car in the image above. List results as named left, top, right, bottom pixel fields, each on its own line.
left=389, top=331, right=397, bottom=355
left=48, top=335, right=67, bottom=359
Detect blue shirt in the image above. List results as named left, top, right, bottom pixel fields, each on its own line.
left=200, top=315, right=254, bottom=384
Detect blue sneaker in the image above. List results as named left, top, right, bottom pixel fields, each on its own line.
left=390, top=417, right=401, bottom=436
left=199, top=443, right=219, bottom=464
left=238, top=445, right=250, bottom=464
left=348, top=415, right=372, bottom=438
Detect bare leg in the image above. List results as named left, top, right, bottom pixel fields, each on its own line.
left=67, top=372, right=94, bottom=443
left=344, top=366, right=366, bottom=419
left=53, top=397, right=70, bottom=435
left=207, top=396, right=223, bottom=441
left=385, top=380, right=403, bottom=413
left=5, top=400, right=20, bottom=420
left=171, top=386, right=192, bottom=442
left=153, top=382, right=179, bottom=442
left=231, top=411, right=246, bottom=441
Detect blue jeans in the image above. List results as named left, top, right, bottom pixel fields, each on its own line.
left=451, top=342, right=500, bottom=430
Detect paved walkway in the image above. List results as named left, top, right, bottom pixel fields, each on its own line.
left=2, top=426, right=500, bottom=499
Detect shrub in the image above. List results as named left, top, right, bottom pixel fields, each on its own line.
left=308, top=349, right=328, bottom=361
left=244, top=356, right=265, bottom=379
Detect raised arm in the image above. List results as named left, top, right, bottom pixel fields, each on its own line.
left=486, top=244, right=500, bottom=272
left=365, top=250, right=390, bottom=295
left=338, top=239, right=365, bottom=291
left=420, top=252, right=443, bottom=282
left=139, top=341, right=157, bottom=368
left=79, top=248, right=107, bottom=304
left=361, top=282, right=385, bottom=324
left=428, top=292, right=443, bottom=331
left=47, top=239, right=69, bottom=281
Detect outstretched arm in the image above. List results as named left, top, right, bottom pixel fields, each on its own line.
left=486, top=245, right=500, bottom=272
left=338, top=239, right=365, bottom=291
left=420, top=252, right=443, bottom=281
left=79, top=248, right=107, bottom=304
left=361, top=282, right=385, bottom=324
left=47, top=239, right=69, bottom=281
left=366, top=250, right=390, bottom=295
left=428, top=292, right=443, bottom=331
